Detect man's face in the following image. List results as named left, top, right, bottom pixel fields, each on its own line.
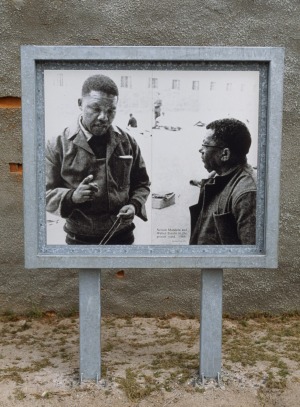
left=199, top=129, right=224, bottom=173
left=79, top=90, right=118, bottom=137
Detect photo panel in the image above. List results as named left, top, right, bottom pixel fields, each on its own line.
left=44, top=68, right=259, bottom=246
left=21, top=46, right=284, bottom=268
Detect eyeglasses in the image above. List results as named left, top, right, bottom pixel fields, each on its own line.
left=199, top=144, right=224, bottom=151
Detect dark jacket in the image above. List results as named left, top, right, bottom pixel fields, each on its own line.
left=189, top=164, right=256, bottom=245
left=46, top=121, right=150, bottom=237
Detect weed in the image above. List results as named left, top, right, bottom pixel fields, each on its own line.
left=56, top=324, right=70, bottom=332
left=170, top=326, right=181, bottom=340
left=265, top=370, right=287, bottom=390
left=103, top=342, right=114, bottom=352
left=0, top=371, right=24, bottom=384
left=59, top=337, right=67, bottom=346
left=13, top=388, right=26, bottom=400
left=26, top=305, right=44, bottom=319
left=103, top=317, right=117, bottom=327
left=155, top=319, right=170, bottom=330
left=124, top=316, right=133, bottom=326
left=101, top=363, right=108, bottom=378
left=0, top=358, right=54, bottom=374
left=34, top=391, right=52, bottom=399
left=42, top=391, right=52, bottom=399
left=151, top=351, right=198, bottom=371
left=163, top=377, right=172, bottom=391
left=1, top=310, right=19, bottom=322
left=195, top=387, right=205, bottom=393
left=57, top=309, right=78, bottom=319
left=117, top=368, right=155, bottom=401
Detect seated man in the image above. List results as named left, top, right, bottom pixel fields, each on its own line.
left=127, top=113, right=137, bottom=128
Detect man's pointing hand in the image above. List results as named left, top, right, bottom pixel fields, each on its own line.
left=72, top=175, right=99, bottom=204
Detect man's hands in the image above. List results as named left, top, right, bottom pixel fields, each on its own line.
left=118, top=204, right=135, bottom=225
left=72, top=175, right=99, bottom=204
left=72, top=176, right=135, bottom=225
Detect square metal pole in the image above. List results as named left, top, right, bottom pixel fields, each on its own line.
left=79, top=269, right=101, bottom=382
left=200, top=269, right=223, bottom=379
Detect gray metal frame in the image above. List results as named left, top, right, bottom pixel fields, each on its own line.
left=21, top=46, right=284, bottom=269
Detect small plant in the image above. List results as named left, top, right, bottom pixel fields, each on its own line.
left=26, top=305, right=44, bottom=319
left=0, top=371, right=24, bottom=384
left=1, top=310, right=18, bottom=322
left=124, top=316, right=133, bottom=326
left=117, top=368, right=156, bottom=401
left=265, top=370, right=287, bottom=390
left=14, top=388, right=26, bottom=400
left=102, top=341, right=114, bottom=352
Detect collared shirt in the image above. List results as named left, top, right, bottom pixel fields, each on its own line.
left=79, top=116, right=107, bottom=158
left=78, top=117, right=122, bottom=141
left=78, top=116, right=93, bottom=141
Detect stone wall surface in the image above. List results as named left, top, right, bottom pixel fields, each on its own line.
left=0, top=0, right=299, bottom=316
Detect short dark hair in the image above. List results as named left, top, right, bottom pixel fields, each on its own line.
left=206, top=118, right=251, bottom=159
left=81, top=74, right=119, bottom=97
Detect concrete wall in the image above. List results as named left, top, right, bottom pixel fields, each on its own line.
left=0, top=0, right=299, bottom=316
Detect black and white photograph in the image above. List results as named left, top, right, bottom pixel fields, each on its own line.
left=44, top=68, right=259, bottom=246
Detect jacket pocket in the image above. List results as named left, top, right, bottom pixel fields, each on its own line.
left=111, top=155, right=133, bottom=190
left=213, top=211, right=240, bottom=245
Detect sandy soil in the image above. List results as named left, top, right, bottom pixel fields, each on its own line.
left=0, top=313, right=299, bottom=406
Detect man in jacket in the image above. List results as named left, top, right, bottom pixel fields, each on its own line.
left=189, top=118, right=256, bottom=245
left=46, top=74, right=150, bottom=245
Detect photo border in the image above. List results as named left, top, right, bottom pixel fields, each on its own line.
left=21, top=46, right=284, bottom=269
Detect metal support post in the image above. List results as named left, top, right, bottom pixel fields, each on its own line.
left=79, top=269, right=101, bottom=382
left=200, top=269, right=223, bottom=379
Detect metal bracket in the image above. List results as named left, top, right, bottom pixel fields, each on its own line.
left=200, top=373, right=205, bottom=385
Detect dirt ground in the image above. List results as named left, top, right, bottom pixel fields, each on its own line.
left=0, top=312, right=299, bottom=407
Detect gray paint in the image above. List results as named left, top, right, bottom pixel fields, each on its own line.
left=0, top=0, right=299, bottom=316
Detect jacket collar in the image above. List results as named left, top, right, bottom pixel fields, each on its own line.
left=205, top=164, right=248, bottom=186
left=67, top=117, right=123, bottom=157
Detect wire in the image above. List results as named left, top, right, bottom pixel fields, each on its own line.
left=98, top=217, right=121, bottom=245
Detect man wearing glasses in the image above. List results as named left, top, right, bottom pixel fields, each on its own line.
left=189, top=118, right=257, bottom=245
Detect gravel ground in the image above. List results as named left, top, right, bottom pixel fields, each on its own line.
left=0, top=313, right=299, bottom=406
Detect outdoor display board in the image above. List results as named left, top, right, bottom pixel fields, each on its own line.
left=21, top=46, right=284, bottom=269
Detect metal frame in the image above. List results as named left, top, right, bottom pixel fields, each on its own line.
left=21, top=46, right=284, bottom=269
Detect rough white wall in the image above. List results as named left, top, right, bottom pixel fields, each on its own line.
left=0, top=0, right=299, bottom=316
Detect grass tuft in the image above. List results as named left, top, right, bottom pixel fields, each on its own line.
left=117, top=368, right=156, bottom=401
